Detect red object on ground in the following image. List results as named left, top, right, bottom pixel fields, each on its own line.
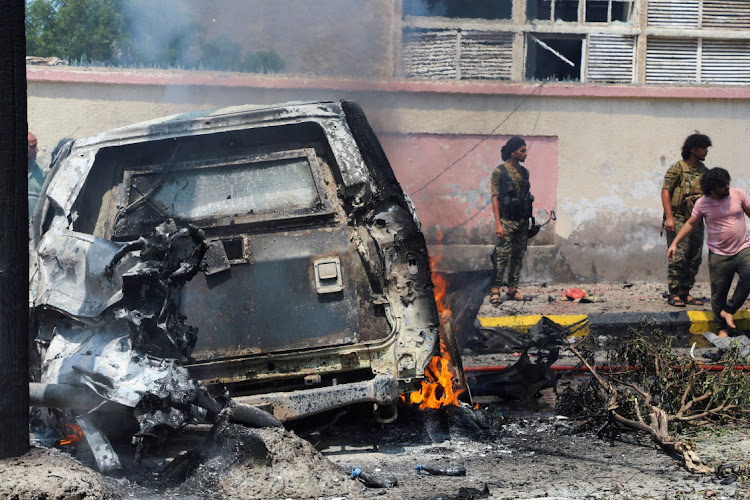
left=562, top=288, right=586, bottom=300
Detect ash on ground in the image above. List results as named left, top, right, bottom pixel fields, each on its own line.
left=4, top=397, right=750, bottom=499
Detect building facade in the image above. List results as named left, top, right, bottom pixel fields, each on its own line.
left=26, top=0, right=750, bottom=282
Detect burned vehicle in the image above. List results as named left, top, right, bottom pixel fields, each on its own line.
left=29, top=101, right=455, bottom=445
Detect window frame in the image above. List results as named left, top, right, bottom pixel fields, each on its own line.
left=114, top=147, right=335, bottom=238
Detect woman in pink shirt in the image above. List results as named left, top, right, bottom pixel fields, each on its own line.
left=667, top=168, right=750, bottom=337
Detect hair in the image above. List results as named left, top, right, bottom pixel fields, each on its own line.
left=700, top=167, right=731, bottom=196
left=681, top=133, right=712, bottom=160
left=501, top=136, right=526, bottom=161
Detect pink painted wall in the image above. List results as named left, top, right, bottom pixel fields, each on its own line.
left=379, top=134, right=558, bottom=245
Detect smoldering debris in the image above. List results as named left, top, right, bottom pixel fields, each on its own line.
left=467, top=317, right=570, bottom=401
left=395, top=403, right=506, bottom=444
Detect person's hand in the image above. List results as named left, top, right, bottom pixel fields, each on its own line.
left=495, top=220, right=505, bottom=239
left=667, top=244, right=677, bottom=261
left=664, top=216, right=676, bottom=233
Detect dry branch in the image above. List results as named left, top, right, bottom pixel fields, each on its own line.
left=568, top=343, right=714, bottom=474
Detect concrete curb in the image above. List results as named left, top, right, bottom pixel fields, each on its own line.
left=476, top=309, right=750, bottom=346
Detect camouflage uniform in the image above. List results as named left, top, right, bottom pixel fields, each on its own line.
left=663, top=160, right=707, bottom=295
left=491, top=162, right=531, bottom=289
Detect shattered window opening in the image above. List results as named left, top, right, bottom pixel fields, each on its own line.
left=402, top=0, right=512, bottom=20
left=526, top=35, right=583, bottom=81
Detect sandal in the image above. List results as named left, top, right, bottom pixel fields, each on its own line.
left=681, top=295, right=704, bottom=306
left=506, top=290, right=533, bottom=302
left=489, top=290, right=504, bottom=305
left=668, top=295, right=686, bottom=307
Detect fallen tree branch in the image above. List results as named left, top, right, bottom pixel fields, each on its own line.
left=568, top=343, right=714, bottom=474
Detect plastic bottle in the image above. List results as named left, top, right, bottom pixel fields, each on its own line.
left=416, top=464, right=467, bottom=476
left=350, top=467, right=398, bottom=488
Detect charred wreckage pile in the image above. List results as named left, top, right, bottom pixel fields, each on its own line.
left=31, top=220, right=282, bottom=471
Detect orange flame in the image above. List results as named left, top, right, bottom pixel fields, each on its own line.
left=430, top=233, right=451, bottom=318
left=59, top=423, right=84, bottom=446
left=402, top=339, right=464, bottom=409
left=399, top=231, right=464, bottom=409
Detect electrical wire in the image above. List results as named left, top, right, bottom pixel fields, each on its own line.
left=411, top=80, right=548, bottom=197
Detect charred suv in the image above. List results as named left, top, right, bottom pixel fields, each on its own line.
left=29, top=101, right=445, bottom=434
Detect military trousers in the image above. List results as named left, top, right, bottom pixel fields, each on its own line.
left=665, top=217, right=704, bottom=295
left=492, top=218, right=528, bottom=290
left=708, top=247, right=750, bottom=331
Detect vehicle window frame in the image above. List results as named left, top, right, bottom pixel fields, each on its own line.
left=113, top=147, right=335, bottom=238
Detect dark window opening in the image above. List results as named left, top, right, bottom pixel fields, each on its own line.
left=555, top=0, right=579, bottom=21
left=611, top=1, right=633, bottom=22
left=525, top=36, right=583, bottom=81
left=404, top=0, right=512, bottom=20
left=585, top=0, right=633, bottom=23
left=527, top=0, right=552, bottom=20
left=585, top=0, right=608, bottom=22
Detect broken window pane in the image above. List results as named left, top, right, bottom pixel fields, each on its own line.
left=128, top=157, right=320, bottom=222
left=526, top=35, right=583, bottom=81
left=555, top=0, right=579, bottom=21
left=402, top=0, right=512, bottom=20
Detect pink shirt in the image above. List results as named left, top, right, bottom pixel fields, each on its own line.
left=692, top=187, right=750, bottom=256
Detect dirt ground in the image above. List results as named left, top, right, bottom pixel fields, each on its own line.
left=3, top=387, right=749, bottom=500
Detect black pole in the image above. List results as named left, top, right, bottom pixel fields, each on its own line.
left=0, top=0, right=30, bottom=458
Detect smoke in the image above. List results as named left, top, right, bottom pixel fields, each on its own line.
left=111, top=0, right=407, bottom=76
left=117, top=0, right=200, bottom=69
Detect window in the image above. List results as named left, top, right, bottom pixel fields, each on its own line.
left=117, top=148, right=329, bottom=235
left=586, top=34, right=635, bottom=83
left=646, top=37, right=750, bottom=84
left=527, top=0, right=579, bottom=22
left=648, top=0, right=750, bottom=29
left=402, top=29, right=459, bottom=79
left=526, top=35, right=583, bottom=81
left=585, top=0, right=634, bottom=23
left=403, top=0, right=512, bottom=20
left=402, top=28, right=513, bottom=80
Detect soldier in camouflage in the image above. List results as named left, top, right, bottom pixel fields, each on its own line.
left=661, top=133, right=711, bottom=307
left=489, top=136, right=534, bottom=304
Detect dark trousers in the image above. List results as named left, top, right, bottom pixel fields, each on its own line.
left=665, top=217, right=704, bottom=295
left=708, top=247, right=750, bottom=330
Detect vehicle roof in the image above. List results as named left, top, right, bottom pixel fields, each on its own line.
left=74, top=100, right=348, bottom=150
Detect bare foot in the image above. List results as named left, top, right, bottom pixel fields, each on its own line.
left=720, top=310, right=736, bottom=329
left=718, top=330, right=729, bottom=338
